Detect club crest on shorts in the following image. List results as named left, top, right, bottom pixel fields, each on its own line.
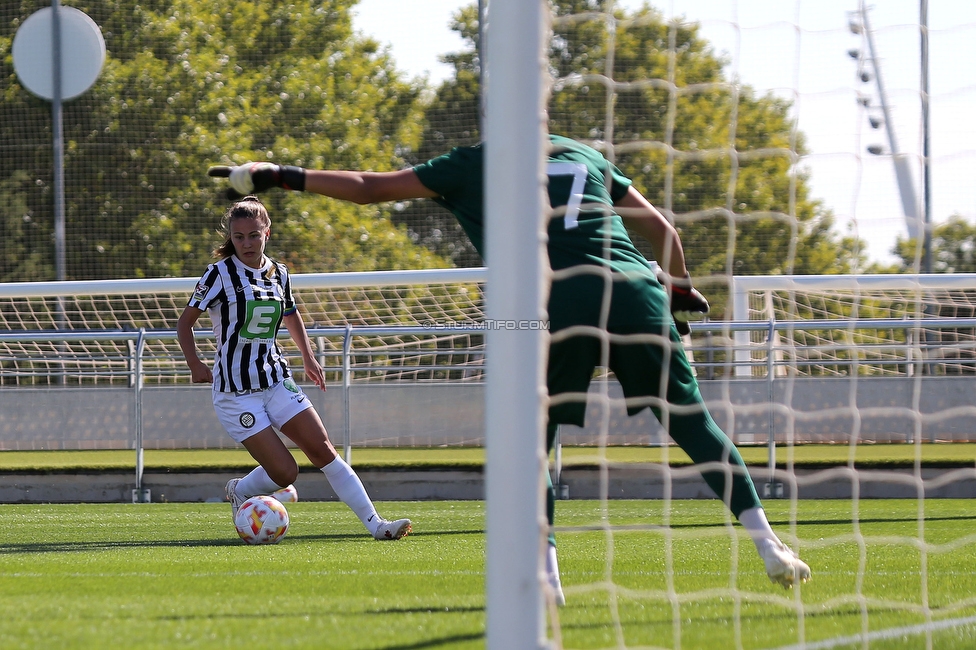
left=239, top=412, right=256, bottom=428
left=283, top=378, right=299, bottom=393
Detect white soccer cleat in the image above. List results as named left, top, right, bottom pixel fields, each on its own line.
left=225, top=478, right=244, bottom=518
left=547, top=572, right=566, bottom=607
left=372, top=518, right=412, bottom=540
left=759, top=538, right=811, bottom=589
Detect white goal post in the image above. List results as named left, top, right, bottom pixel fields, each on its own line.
left=483, top=0, right=550, bottom=648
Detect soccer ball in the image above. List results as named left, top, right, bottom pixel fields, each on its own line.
left=270, top=484, right=298, bottom=503
left=234, top=495, right=289, bottom=545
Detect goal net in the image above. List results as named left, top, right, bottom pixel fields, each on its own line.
left=0, top=269, right=485, bottom=388
left=487, top=0, right=976, bottom=648
left=0, top=269, right=488, bottom=450
left=733, top=273, right=976, bottom=378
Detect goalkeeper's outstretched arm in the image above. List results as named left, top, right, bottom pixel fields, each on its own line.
left=303, top=168, right=438, bottom=204
left=208, top=162, right=437, bottom=204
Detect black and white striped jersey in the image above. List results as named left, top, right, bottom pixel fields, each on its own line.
left=187, top=254, right=298, bottom=393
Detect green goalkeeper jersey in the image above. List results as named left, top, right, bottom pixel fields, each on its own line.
left=416, top=136, right=763, bottom=518
left=412, top=134, right=653, bottom=276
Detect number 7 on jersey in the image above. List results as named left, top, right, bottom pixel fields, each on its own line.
left=546, top=162, right=587, bottom=230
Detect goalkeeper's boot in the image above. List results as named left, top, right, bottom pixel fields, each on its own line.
left=225, top=478, right=244, bottom=518
left=373, top=518, right=412, bottom=540
left=759, top=538, right=811, bottom=588
left=547, top=572, right=566, bottom=607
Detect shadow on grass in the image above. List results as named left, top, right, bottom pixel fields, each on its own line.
left=376, top=632, right=485, bottom=649
left=592, top=513, right=976, bottom=533
left=0, top=527, right=486, bottom=555
left=556, top=601, right=872, bottom=637
left=779, top=514, right=976, bottom=527
left=287, top=528, right=484, bottom=542
left=0, top=537, right=241, bottom=554
left=366, top=605, right=483, bottom=615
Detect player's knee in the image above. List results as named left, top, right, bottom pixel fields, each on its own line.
left=269, top=459, right=299, bottom=487
left=306, top=443, right=338, bottom=469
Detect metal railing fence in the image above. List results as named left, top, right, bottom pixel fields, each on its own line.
left=5, top=318, right=976, bottom=500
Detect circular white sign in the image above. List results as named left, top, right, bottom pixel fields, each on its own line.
left=12, top=7, right=106, bottom=101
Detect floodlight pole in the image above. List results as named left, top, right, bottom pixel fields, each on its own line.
left=858, top=0, right=922, bottom=244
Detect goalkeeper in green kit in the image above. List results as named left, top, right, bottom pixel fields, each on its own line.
left=209, top=134, right=811, bottom=603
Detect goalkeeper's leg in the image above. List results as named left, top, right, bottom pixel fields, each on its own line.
left=544, top=422, right=565, bottom=606
left=611, top=332, right=811, bottom=588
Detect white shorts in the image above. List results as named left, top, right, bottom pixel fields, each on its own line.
left=213, top=378, right=314, bottom=443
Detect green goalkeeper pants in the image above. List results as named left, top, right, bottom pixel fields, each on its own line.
left=542, top=273, right=762, bottom=544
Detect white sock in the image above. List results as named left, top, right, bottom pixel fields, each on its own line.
left=738, top=506, right=780, bottom=551
left=236, top=466, right=285, bottom=500
left=546, top=543, right=562, bottom=584
left=322, top=457, right=381, bottom=534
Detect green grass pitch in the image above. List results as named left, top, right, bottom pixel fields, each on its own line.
left=2, top=499, right=976, bottom=649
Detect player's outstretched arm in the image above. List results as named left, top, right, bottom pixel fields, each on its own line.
left=208, top=163, right=437, bottom=204
left=304, top=168, right=439, bottom=204
left=207, top=163, right=306, bottom=200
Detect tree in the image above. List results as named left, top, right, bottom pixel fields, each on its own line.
left=0, top=0, right=445, bottom=280
left=891, top=215, right=976, bottom=274
left=403, top=1, right=864, bottom=290
left=392, top=4, right=484, bottom=266
left=0, top=171, right=51, bottom=283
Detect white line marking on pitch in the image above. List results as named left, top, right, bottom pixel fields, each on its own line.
left=768, top=614, right=976, bottom=650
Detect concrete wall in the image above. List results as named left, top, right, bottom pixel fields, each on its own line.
left=3, top=465, right=974, bottom=503
left=3, top=376, right=976, bottom=450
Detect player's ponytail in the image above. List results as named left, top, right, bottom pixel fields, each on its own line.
left=213, top=196, right=271, bottom=259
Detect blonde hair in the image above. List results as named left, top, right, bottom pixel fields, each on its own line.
left=213, top=196, right=271, bottom=259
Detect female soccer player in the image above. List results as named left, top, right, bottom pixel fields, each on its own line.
left=208, top=136, right=811, bottom=599
left=176, top=196, right=411, bottom=541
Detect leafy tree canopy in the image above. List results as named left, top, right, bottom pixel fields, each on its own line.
left=0, top=0, right=444, bottom=280
left=889, top=215, right=976, bottom=274
left=403, top=1, right=865, bottom=292
left=1, top=0, right=866, bottom=289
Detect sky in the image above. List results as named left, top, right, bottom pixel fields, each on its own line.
left=352, top=1, right=976, bottom=267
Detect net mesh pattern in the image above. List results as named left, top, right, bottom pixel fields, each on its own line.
left=0, top=277, right=485, bottom=386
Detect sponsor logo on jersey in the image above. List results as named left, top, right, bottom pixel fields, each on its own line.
left=240, top=412, right=256, bottom=428
left=240, top=299, right=282, bottom=339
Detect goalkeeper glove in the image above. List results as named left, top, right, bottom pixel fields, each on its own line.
left=207, top=162, right=306, bottom=200
left=657, top=271, right=709, bottom=336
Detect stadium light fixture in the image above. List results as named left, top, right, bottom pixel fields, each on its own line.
left=849, top=0, right=922, bottom=244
